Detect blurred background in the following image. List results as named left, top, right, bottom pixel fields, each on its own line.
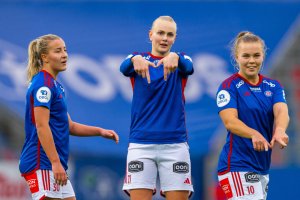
left=0, top=0, right=299, bottom=199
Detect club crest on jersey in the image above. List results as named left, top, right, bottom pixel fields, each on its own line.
left=36, top=87, right=51, bottom=103
left=264, top=90, right=272, bottom=97
left=216, top=90, right=230, bottom=107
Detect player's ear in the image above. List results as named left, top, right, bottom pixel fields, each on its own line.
left=149, top=30, right=153, bottom=42
left=41, top=54, right=48, bottom=63
left=172, top=33, right=177, bottom=44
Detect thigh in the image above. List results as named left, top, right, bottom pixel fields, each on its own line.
left=158, top=143, right=193, bottom=194
left=218, top=171, right=265, bottom=200
left=165, top=190, right=189, bottom=200
left=123, top=143, right=158, bottom=192
left=130, top=189, right=153, bottom=200
left=63, top=197, right=76, bottom=200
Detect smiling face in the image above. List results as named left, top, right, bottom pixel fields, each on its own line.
left=236, top=41, right=264, bottom=81
left=149, top=18, right=177, bottom=57
left=41, top=38, right=68, bottom=76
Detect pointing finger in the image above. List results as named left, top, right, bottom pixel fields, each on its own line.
left=146, top=69, right=151, bottom=84
left=164, top=67, right=168, bottom=81
left=277, top=139, right=287, bottom=148
left=156, top=59, right=163, bottom=67
left=148, top=61, right=156, bottom=68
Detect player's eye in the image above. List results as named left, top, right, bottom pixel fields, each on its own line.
left=254, top=54, right=261, bottom=58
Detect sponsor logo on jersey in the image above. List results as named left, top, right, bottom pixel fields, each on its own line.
left=250, top=87, right=261, bottom=92
left=36, top=87, right=51, bottom=103
left=184, top=55, right=193, bottom=62
left=126, top=54, right=134, bottom=59
left=59, top=85, right=65, bottom=93
left=263, top=80, right=275, bottom=87
left=282, top=90, right=286, bottom=100
left=216, top=90, right=230, bottom=107
left=173, top=162, right=189, bottom=173
left=236, top=80, right=244, bottom=88
left=264, top=90, right=273, bottom=97
left=244, top=172, right=260, bottom=183
left=145, top=55, right=151, bottom=60
left=128, top=161, right=144, bottom=173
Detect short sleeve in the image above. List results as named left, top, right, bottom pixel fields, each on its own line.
left=216, top=84, right=237, bottom=113
left=32, top=85, right=53, bottom=109
left=272, top=80, right=287, bottom=104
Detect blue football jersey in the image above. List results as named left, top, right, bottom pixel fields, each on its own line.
left=19, top=70, right=69, bottom=174
left=216, top=73, right=287, bottom=175
left=120, top=52, right=193, bottom=144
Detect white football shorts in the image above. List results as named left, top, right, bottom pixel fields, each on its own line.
left=218, top=171, right=269, bottom=200
left=23, top=169, right=75, bottom=200
left=123, top=142, right=194, bottom=196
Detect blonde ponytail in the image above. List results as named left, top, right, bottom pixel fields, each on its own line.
left=26, top=34, right=61, bottom=83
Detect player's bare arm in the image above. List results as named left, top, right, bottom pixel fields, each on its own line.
left=68, top=114, right=119, bottom=143
left=219, top=108, right=271, bottom=151
left=271, top=102, right=290, bottom=148
left=35, top=106, right=67, bottom=186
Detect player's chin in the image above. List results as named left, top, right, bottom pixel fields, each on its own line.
left=158, top=49, right=170, bottom=56
left=246, top=70, right=259, bottom=76
left=59, top=65, right=67, bottom=71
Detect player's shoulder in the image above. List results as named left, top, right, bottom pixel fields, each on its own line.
left=177, top=52, right=192, bottom=62
left=31, top=71, right=55, bottom=89
left=261, top=75, right=283, bottom=88
left=220, top=73, right=240, bottom=89
left=125, top=52, right=149, bottom=60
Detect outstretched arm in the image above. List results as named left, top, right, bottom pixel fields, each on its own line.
left=219, top=108, right=271, bottom=151
left=271, top=102, right=289, bottom=148
left=68, top=114, right=119, bottom=143
left=34, top=106, right=67, bottom=186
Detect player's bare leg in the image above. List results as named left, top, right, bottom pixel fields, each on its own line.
left=165, top=190, right=189, bottom=200
left=130, top=189, right=153, bottom=200
left=64, top=197, right=76, bottom=200
left=44, top=197, right=76, bottom=200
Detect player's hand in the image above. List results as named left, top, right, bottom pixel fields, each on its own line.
left=156, top=52, right=179, bottom=81
left=270, top=127, right=289, bottom=149
left=99, top=129, right=119, bottom=144
left=251, top=131, right=271, bottom=152
left=52, top=161, right=68, bottom=186
left=132, top=55, right=155, bottom=84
